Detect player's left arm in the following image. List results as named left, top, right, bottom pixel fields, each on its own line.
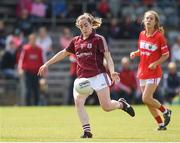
left=104, top=51, right=120, bottom=83
left=148, top=53, right=169, bottom=69
left=100, top=36, right=119, bottom=83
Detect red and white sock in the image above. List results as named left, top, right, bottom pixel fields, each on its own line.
left=158, top=105, right=168, bottom=114
left=155, top=115, right=164, bottom=126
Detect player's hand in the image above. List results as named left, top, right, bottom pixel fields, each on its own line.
left=130, top=52, right=136, bottom=60
left=38, top=64, right=48, bottom=76
left=111, top=72, right=120, bottom=84
left=148, top=62, right=157, bottom=70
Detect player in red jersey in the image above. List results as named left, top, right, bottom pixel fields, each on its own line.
left=38, top=13, right=135, bottom=138
left=130, top=10, right=171, bottom=130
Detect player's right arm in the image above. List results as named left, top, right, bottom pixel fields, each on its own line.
left=38, top=49, right=71, bottom=76
left=130, top=31, right=142, bottom=60
left=130, top=50, right=140, bottom=60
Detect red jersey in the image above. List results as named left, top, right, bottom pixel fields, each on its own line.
left=137, top=30, right=169, bottom=79
left=66, top=32, right=108, bottom=78
left=19, top=44, right=43, bottom=74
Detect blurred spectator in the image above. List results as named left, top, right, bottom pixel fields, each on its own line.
left=109, top=0, right=121, bottom=17
left=67, top=54, right=77, bottom=105
left=87, top=0, right=97, bottom=15
left=36, top=26, right=53, bottom=62
left=59, top=27, right=75, bottom=105
left=96, top=24, right=109, bottom=41
left=16, top=9, right=33, bottom=37
left=108, top=18, right=121, bottom=40
left=132, top=16, right=142, bottom=39
left=121, top=15, right=134, bottom=39
left=142, top=0, right=156, bottom=7
left=171, top=36, right=180, bottom=62
left=162, top=62, right=180, bottom=104
left=168, top=30, right=180, bottom=43
left=9, top=29, right=26, bottom=106
left=111, top=57, right=138, bottom=104
left=1, top=39, right=18, bottom=79
left=133, top=2, right=145, bottom=17
left=51, top=0, right=67, bottom=18
left=121, top=4, right=135, bottom=18
left=16, top=0, right=32, bottom=17
left=97, top=0, right=110, bottom=18
left=18, top=33, right=43, bottom=106
left=31, top=0, right=47, bottom=18
left=0, top=20, right=6, bottom=51
left=59, top=27, right=73, bottom=49
left=5, top=29, right=25, bottom=64
left=13, top=29, right=26, bottom=64
left=66, top=3, right=81, bottom=18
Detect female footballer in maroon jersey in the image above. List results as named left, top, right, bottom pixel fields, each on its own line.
left=38, top=13, right=135, bottom=138
left=130, top=10, right=171, bottom=130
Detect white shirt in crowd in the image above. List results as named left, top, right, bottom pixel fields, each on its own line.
left=171, top=43, right=180, bottom=62
left=36, top=35, right=52, bottom=62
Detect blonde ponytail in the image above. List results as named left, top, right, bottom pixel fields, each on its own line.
left=158, top=26, right=164, bottom=35
left=76, top=13, right=102, bottom=29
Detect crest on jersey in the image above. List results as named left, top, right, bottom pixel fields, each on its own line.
left=140, top=41, right=158, bottom=51
left=149, top=45, right=152, bottom=49
left=87, top=43, right=92, bottom=49
left=80, top=44, right=84, bottom=49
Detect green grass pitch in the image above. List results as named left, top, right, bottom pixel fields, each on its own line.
left=0, top=105, right=180, bottom=142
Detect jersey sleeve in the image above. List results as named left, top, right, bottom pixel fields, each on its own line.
left=98, top=36, right=109, bottom=53
left=65, top=38, right=76, bottom=54
left=159, top=35, right=169, bottom=55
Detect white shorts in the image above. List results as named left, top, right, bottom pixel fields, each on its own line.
left=74, top=73, right=111, bottom=92
left=139, top=78, right=161, bottom=86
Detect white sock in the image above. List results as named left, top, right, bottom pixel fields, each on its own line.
left=163, top=109, right=168, bottom=114
left=159, top=123, right=164, bottom=127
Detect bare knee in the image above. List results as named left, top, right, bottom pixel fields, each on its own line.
left=101, top=103, right=112, bottom=112
left=142, top=95, right=151, bottom=104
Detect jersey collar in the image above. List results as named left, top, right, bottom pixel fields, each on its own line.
left=144, top=30, right=158, bottom=38
left=80, top=32, right=95, bottom=41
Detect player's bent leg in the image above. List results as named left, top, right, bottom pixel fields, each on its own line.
left=147, top=105, right=166, bottom=130
left=147, top=105, right=160, bottom=117
left=97, top=87, right=122, bottom=111
left=142, top=84, right=161, bottom=108
left=118, top=98, right=135, bottom=117
left=140, top=84, right=168, bottom=130
left=97, top=87, right=135, bottom=117
left=142, top=84, right=172, bottom=128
